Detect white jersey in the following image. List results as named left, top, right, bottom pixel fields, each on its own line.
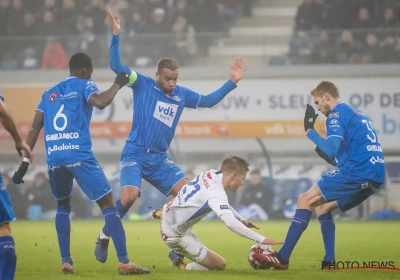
left=162, top=169, right=232, bottom=235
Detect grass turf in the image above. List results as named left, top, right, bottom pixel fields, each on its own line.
left=11, top=220, right=400, bottom=280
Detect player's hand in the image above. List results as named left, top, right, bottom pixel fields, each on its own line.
left=230, top=57, right=248, bottom=84
left=12, top=161, right=30, bottom=184
left=15, top=141, right=33, bottom=163
left=114, top=72, right=129, bottom=88
left=315, top=147, right=334, bottom=165
left=107, top=8, right=120, bottom=35
left=241, top=219, right=260, bottom=229
left=304, top=104, right=318, bottom=131
left=261, top=238, right=284, bottom=245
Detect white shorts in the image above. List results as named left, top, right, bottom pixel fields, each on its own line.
left=161, top=222, right=208, bottom=263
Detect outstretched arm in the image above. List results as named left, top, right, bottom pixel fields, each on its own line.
left=197, top=57, right=248, bottom=108
left=107, top=8, right=138, bottom=86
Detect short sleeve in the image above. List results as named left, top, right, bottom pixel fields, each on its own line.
left=208, top=187, right=232, bottom=217
left=326, top=111, right=344, bottom=140
left=83, top=79, right=100, bottom=102
left=36, top=96, right=44, bottom=112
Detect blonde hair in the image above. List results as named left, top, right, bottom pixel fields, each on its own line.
left=220, top=156, right=249, bottom=174
left=311, top=81, right=339, bottom=98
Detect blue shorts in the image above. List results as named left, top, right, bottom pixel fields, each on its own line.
left=120, top=147, right=186, bottom=196
left=0, top=175, right=16, bottom=225
left=48, top=157, right=112, bottom=201
left=316, top=169, right=382, bottom=212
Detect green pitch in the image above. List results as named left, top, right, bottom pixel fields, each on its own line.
left=12, top=220, right=400, bottom=280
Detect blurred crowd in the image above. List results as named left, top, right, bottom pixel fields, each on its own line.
left=0, top=0, right=253, bottom=70
left=290, top=0, right=400, bottom=64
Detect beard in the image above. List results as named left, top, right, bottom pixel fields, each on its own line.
left=323, top=104, right=331, bottom=117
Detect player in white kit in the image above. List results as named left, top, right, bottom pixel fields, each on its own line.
left=160, top=156, right=284, bottom=270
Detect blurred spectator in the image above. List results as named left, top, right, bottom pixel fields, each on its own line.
left=238, top=170, right=274, bottom=217
left=0, top=0, right=10, bottom=37
left=312, top=30, right=336, bottom=64
left=335, top=30, right=363, bottom=64
left=0, top=51, right=18, bottom=70
left=289, top=31, right=312, bottom=65
left=60, top=0, right=78, bottom=36
left=319, top=0, right=352, bottom=29
left=238, top=0, right=254, bottom=17
left=8, top=0, right=25, bottom=36
left=380, top=36, right=400, bottom=62
left=216, top=0, right=239, bottom=32
left=295, top=0, right=322, bottom=30
left=2, top=173, right=28, bottom=219
left=84, top=0, right=107, bottom=35
left=24, top=172, right=56, bottom=219
left=37, top=10, right=59, bottom=37
left=41, top=38, right=69, bottom=70
left=21, top=47, right=39, bottom=69
left=170, top=14, right=197, bottom=66
left=361, top=33, right=382, bottom=63
left=21, top=13, right=37, bottom=36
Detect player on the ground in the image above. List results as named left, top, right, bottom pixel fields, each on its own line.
left=161, top=156, right=283, bottom=270
left=0, top=92, right=33, bottom=280
left=94, top=8, right=249, bottom=263
left=11, top=53, right=150, bottom=275
left=252, top=81, right=385, bottom=270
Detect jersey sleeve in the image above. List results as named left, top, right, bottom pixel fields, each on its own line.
left=326, top=111, right=345, bottom=140
left=36, top=95, right=44, bottom=112
left=83, top=80, right=100, bottom=102
left=208, top=186, right=232, bottom=217
left=182, top=87, right=201, bottom=109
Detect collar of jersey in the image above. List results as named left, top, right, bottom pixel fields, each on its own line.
left=153, top=85, right=179, bottom=98
left=332, top=101, right=344, bottom=111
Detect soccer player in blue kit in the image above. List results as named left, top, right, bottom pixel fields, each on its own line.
left=12, top=53, right=150, bottom=275
left=94, top=8, right=249, bottom=263
left=252, top=81, right=385, bottom=270
left=0, top=92, right=33, bottom=280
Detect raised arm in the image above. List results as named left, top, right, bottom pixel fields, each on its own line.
left=197, top=57, right=248, bottom=108
left=107, top=8, right=132, bottom=77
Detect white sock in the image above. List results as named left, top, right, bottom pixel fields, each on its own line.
left=99, top=230, right=110, bottom=240
left=185, top=263, right=208, bottom=271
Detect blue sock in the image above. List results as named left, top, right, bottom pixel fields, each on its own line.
left=103, top=206, right=129, bottom=264
left=278, top=209, right=312, bottom=263
left=318, top=212, right=335, bottom=261
left=0, top=236, right=16, bottom=280
left=102, top=199, right=130, bottom=237
left=55, top=206, right=73, bottom=266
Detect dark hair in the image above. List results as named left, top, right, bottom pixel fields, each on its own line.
left=157, top=58, right=179, bottom=73
left=311, top=81, right=339, bottom=98
left=69, top=52, right=92, bottom=72
left=221, top=156, right=250, bottom=174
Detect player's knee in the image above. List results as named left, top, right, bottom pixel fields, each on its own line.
left=120, top=186, right=139, bottom=208
left=296, top=193, right=310, bottom=209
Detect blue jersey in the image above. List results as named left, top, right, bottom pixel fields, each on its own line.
left=122, top=72, right=201, bottom=154
left=326, top=102, right=385, bottom=183
left=37, top=77, right=100, bottom=166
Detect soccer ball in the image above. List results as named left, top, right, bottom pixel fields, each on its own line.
left=248, top=244, right=275, bottom=269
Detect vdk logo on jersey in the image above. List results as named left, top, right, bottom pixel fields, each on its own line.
left=153, top=101, right=178, bottom=128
